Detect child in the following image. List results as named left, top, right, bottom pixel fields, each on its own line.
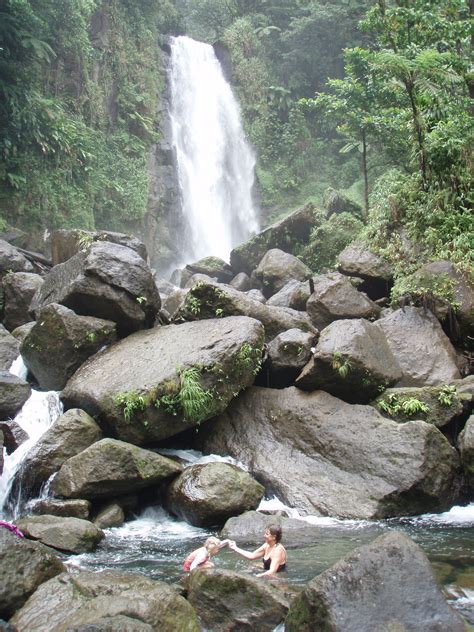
left=183, top=536, right=230, bottom=572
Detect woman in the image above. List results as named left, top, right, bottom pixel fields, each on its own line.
left=229, top=524, right=287, bottom=577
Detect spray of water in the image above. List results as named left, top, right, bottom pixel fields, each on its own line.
left=169, top=36, right=259, bottom=264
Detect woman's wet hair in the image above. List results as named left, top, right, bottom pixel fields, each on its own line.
left=266, top=524, right=282, bottom=543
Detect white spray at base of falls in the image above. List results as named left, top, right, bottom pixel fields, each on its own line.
left=169, top=36, right=259, bottom=264
left=0, top=358, right=62, bottom=517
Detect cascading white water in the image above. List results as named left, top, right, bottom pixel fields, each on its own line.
left=169, top=36, right=259, bottom=264
left=0, top=357, right=62, bottom=518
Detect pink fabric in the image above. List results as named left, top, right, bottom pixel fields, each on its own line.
left=0, top=520, right=24, bottom=538
left=183, top=548, right=208, bottom=571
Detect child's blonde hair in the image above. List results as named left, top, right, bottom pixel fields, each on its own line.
left=205, top=537, right=220, bottom=551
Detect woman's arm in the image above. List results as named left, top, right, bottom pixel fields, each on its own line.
left=229, top=542, right=265, bottom=560
left=256, top=549, right=285, bottom=577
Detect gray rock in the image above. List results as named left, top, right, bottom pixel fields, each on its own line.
left=31, top=241, right=160, bottom=336
left=254, top=249, right=312, bottom=298
left=185, top=569, right=289, bottom=631
left=296, top=319, right=402, bottom=403
left=2, top=272, right=44, bottom=331
left=17, top=515, right=104, bottom=554
left=230, top=203, right=318, bottom=275
left=10, top=321, right=35, bottom=344
left=458, top=415, right=474, bottom=492
left=163, top=287, right=188, bottom=318
left=0, top=430, right=3, bottom=475
left=64, top=615, right=154, bottom=631
left=202, top=387, right=461, bottom=519
left=338, top=242, right=393, bottom=281
left=10, top=570, right=200, bottom=632
left=245, top=288, right=266, bottom=303
left=0, top=419, right=29, bottom=453
left=175, top=281, right=315, bottom=343
left=285, top=531, right=466, bottom=632
left=220, top=510, right=321, bottom=547
left=324, top=187, right=363, bottom=218
left=51, top=229, right=148, bottom=265
left=377, top=307, right=460, bottom=386
left=306, top=272, right=381, bottom=330
left=185, top=256, right=234, bottom=283
left=62, top=316, right=265, bottom=444
left=21, top=303, right=116, bottom=390
left=0, top=528, right=65, bottom=619
left=52, top=438, right=182, bottom=499
left=28, top=499, right=91, bottom=520
left=266, top=279, right=304, bottom=309
left=167, top=462, right=264, bottom=527
left=93, top=502, right=125, bottom=529
left=0, top=239, right=34, bottom=276
left=0, top=323, right=20, bottom=370
left=0, top=370, right=31, bottom=418
left=266, top=328, right=314, bottom=388
left=230, top=272, right=251, bottom=291
left=10, top=408, right=102, bottom=501
left=371, top=384, right=464, bottom=428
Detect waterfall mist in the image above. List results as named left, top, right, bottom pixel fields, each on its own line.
left=169, top=36, right=259, bottom=265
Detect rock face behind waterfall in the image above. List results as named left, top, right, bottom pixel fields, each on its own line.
left=202, top=387, right=461, bottom=519
left=62, top=316, right=264, bottom=444
left=285, top=531, right=466, bottom=632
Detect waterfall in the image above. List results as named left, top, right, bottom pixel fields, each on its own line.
left=169, top=36, right=259, bottom=264
left=0, top=357, right=62, bottom=518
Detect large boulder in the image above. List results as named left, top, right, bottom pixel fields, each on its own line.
left=9, top=408, right=102, bottom=501
left=337, top=241, right=393, bottom=300
left=376, top=307, right=460, bottom=386
left=266, top=328, right=315, bottom=388
left=31, top=241, right=160, bottom=336
left=62, top=316, right=265, bottom=444
left=175, top=281, right=315, bottom=342
left=220, top=510, right=321, bottom=547
left=371, top=384, right=464, bottom=428
left=0, top=419, right=28, bottom=453
left=0, top=323, right=20, bottom=370
left=166, top=462, right=264, bottom=527
left=20, top=303, right=116, bottom=390
left=185, top=256, right=234, bottom=283
left=0, top=528, right=65, bottom=620
left=324, top=187, right=363, bottom=218
left=253, top=249, right=312, bottom=298
left=51, top=438, right=182, bottom=499
left=0, top=370, right=31, bottom=418
left=2, top=272, right=43, bottom=330
left=185, top=569, right=289, bottom=631
left=266, top=279, right=307, bottom=309
left=202, top=387, right=461, bottom=519
left=51, top=229, right=148, bottom=265
left=295, top=319, right=402, bottom=403
left=0, top=238, right=34, bottom=277
left=230, top=203, right=318, bottom=275
left=458, top=415, right=474, bottom=492
left=306, top=272, right=381, bottom=330
left=10, top=570, right=200, bottom=632
left=16, top=515, right=104, bottom=554
left=285, top=531, right=466, bottom=632
left=28, top=499, right=91, bottom=520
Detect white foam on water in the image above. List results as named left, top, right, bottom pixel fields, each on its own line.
left=158, top=448, right=248, bottom=470
left=9, top=355, right=28, bottom=380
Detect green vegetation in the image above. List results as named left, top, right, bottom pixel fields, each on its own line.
left=332, top=351, right=352, bottom=379
left=378, top=393, right=430, bottom=417
left=155, top=366, right=215, bottom=423
left=437, top=384, right=458, bottom=407
left=115, top=390, right=148, bottom=422
left=235, top=341, right=264, bottom=377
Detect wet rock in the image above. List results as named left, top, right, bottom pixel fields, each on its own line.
left=52, top=438, right=182, bottom=499
left=0, top=371, right=31, bottom=418
left=185, top=256, right=234, bottom=283
left=10, top=321, right=35, bottom=345
left=11, top=570, right=200, bottom=632
left=306, top=272, right=380, bottom=330
left=167, top=462, right=264, bottom=527
left=285, top=531, right=466, bottom=632
left=0, top=324, right=20, bottom=370
left=2, top=272, right=43, bottom=330
left=295, top=319, right=401, bottom=403
left=376, top=307, right=460, bottom=386
left=266, top=328, right=314, bottom=388
left=16, top=515, right=104, bottom=554
left=62, top=316, right=265, bottom=444
left=203, top=387, right=461, bottom=519
left=31, top=241, right=160, bottom=336
left=28, top=499, right=91, bottom=520
left=0, top=528, right=65, bottom=620
left=10, top=409, right=102, bottom=501
left=21, top=303, right=116, bottom=390
left=337, top=242, right=393, bottom=300
left=230, top=272, right=251, bottom=292
left=0, top=419, right=28, bottom=453
left=458, top=415, right=474, bottom=492
left=254, top=249, right=312, bottom=299
left=163, top=287, right=188, bottom=318
left=220, top=511, right=321, bottom=547
left=230, top=203, right=318, bottom=276
left=185, top=569, right=289, bottom=631
left=93, top=502, right=125, bottom=529
left=51, top=229, right=148, bottom=265
left=266, top=279, right=307, bottom=310
left=175, top=281, right=315, bottom=342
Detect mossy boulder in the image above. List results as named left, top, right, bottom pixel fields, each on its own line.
left=185, top=256, right=234, bottom=283
left=16, top=515, right=104, bottom=554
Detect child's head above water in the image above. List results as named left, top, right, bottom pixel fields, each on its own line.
left=204, top=537, right=221, bottom=554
